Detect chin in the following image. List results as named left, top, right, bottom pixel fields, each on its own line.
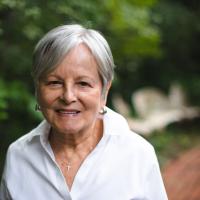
left=54, top=125, right=77, bottom=134
left=56, top=122, right=83, bottom=135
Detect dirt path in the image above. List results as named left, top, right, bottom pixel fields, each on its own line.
left=162, top=147, right=200, bottom=200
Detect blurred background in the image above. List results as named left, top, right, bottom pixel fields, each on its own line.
left=0, top=0, right=200, bottom=199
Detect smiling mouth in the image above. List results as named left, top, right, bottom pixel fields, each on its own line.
left=56, top=109, right=80, bottom=115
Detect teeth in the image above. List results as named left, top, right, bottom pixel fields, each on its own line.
left=58, top=110, right=79, bottom=114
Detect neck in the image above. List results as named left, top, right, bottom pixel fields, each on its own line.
left=49, top=119, right=103, bottom=154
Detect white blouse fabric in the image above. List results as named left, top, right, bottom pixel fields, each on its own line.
left=0, top=108, right=168, bottom=200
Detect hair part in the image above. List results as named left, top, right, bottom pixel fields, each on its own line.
left=32, top=24, right=115, bottom=97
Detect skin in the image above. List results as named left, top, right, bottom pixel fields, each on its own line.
left=37, top=44, right=111, bottom=189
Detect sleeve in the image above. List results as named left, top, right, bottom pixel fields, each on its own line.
left=144, top=148, right=168, bottom=200
left=0, top=175, right=12, bottom=200
left=0, top=147, right=13, bottom=200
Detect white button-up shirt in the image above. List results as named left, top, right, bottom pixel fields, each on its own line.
left=0, top=108, right=168, bottom=200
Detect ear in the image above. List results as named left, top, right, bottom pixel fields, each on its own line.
left=102, top=81, right=112, bottom=105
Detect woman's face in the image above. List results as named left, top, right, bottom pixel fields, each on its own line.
left=37, top=44, right=110, bottom=136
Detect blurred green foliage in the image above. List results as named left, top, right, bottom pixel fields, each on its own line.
left=0, top=0, right=200, bottom=175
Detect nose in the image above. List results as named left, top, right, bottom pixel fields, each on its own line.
left=60, top=85, right=77, bottom=104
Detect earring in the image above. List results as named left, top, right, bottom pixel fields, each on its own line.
left=99, top=106, right=107, bottom=115
left=35, top=104, right=41, bottom=111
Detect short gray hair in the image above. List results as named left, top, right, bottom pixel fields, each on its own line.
left=32, top=24, right=115, bottom=95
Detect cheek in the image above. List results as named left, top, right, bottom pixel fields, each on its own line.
left=80, top=90, right=104, bottom=109
left=37, top=89, right=59, bottom=106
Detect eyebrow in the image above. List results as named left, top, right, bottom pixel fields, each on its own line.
left=45, top=74, right=97, bottom=82
left=45, top=74, right=62, bottom=79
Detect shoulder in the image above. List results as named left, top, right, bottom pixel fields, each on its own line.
left=111, top=131, right=160, bottom=177
left=127, top=130, right=154, bottom=150
left=7, top=120, right=49, bottom=155
left=117, top=130, right=155, bottom=158
left=104, top=108, right=156, bottom=161
left=8, top=131, right=34, bottom=153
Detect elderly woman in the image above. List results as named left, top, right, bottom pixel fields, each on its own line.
left=0, top=24, right=168, bottom=200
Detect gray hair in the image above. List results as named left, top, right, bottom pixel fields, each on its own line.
left=32, top=24, right=115, bottom=95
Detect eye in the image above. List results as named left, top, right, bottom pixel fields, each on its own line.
left=47, top=80, right=63, bottom=87
left=78, top=81, right=91, bottom=87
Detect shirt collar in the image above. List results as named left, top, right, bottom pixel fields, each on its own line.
left=103, top=107, right=130, bottom=135
left=27, top=120, right=51, bottom=143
